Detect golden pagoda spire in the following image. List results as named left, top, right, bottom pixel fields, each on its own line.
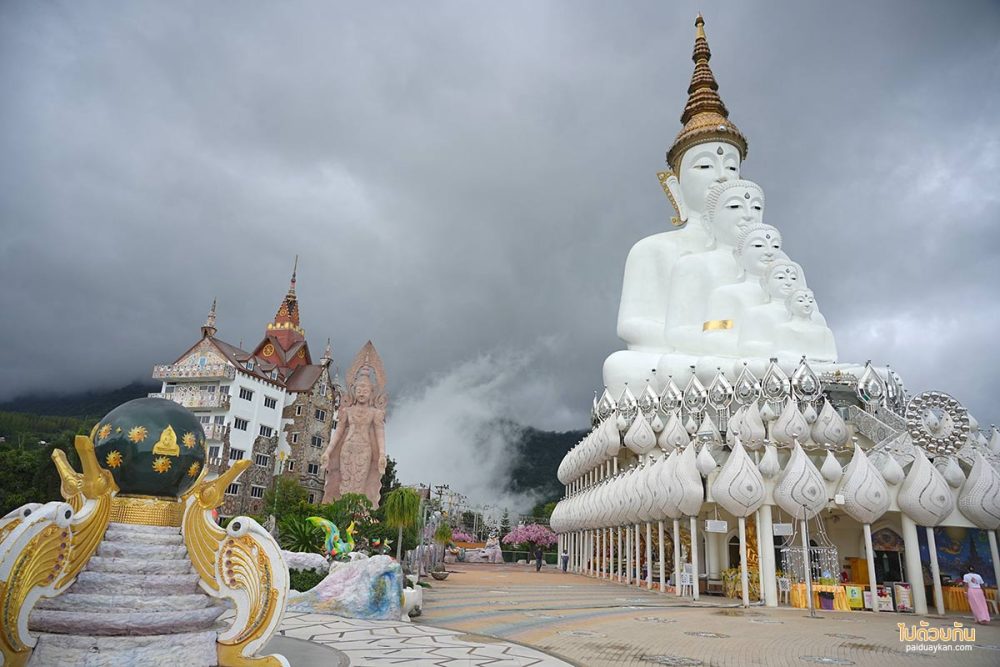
left=269, top=258, right=304, bottom=336
left=666, top=14, right=748, bottom=172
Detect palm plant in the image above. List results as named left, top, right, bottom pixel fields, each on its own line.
left=278, top=516, right=324, bottom=554
left=432, top=522, right=453, bottom=569
left=382, top=487, right=421, bottom=561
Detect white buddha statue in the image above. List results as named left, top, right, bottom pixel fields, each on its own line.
left=738, top=259, right=807, bottom=360
left=604, top=15, right=749, bottom=397
left=772, top=288, right=838, bottom=366
left=666, top=223, right=782, bottom=382
left=661, top=179, right=765, bottom=354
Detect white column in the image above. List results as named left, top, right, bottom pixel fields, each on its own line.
left=989, top=531, right=1000, bottom=601
left=615, top=526, right=622, bottom=583
left=645, top=522, right=653, bottom=589
left=635, top=523, right=642, bottom=588
left=900, top=514, right=928, bottom=615
left=758, top=504, right=778, bottom=607
left=738, top=516, right=750, bottom=607
left=863, top=523, right=878, bottom=612
left=626, top=525, right=632, bottom=585
left=707, top=530, right=721, bottom=580
left=801, top=517, right=813, bottom=614
left=673, top=518, right=682, bottom=597
left=690, top=516, right=700, bottom=601
left=755, top=510, right=765, bottom=600
left=600, top=528, right=606, bottom=578
left=658, top=520, right=666, bottom=592
left=926, top=527, right=944, bottom=616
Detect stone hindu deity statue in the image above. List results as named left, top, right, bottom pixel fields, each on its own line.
left=604, top=14, right=748, bottom=397
left=322, top=341, right=388, bottom=508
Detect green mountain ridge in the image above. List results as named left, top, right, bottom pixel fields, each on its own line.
left=0, top=383, right=583, bottom=515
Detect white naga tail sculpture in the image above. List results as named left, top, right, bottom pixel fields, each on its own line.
left=322, top=341, right=388, bottom=508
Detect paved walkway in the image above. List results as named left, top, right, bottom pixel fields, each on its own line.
left=271, top=609, right=569, bottom=666
left=416, top=563, right=1000, bottom=666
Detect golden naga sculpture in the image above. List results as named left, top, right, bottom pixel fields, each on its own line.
left=0, top=435, right=116, bottom=667
left=182, top=460, right=290, bottom=667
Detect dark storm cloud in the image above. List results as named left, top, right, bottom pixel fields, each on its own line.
left=1, top=0, right=998, bottom=437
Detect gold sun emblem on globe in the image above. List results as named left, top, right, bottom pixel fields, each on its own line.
left=128, top=426, right=148, bottom=443
left=152, top=456, right=172, bottom=474
left=182, top=432, right=197, bottom=449
left=187, top=461, right=201, bottom=478
left=105, top=450, right=123, bottom=468
left=97, top=424, right=113, bottom=440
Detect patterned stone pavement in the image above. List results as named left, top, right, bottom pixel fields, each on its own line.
left=415, top=563, right=1000, bottom=666
left=270, top=609, right=571, bottom=666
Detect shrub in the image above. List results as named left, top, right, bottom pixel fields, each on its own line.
left=289, top=568, right=326, bottom=592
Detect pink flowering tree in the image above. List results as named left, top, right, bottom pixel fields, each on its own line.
left=451, top=530, right=475, bottom=543
left=502, top=523, right=558, bottom=551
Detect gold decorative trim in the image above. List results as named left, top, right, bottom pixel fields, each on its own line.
left=182, top=460, right=289, bottom=666
left=54, top=436, right=115, bottom=587
left=153, top=425, right=181, bottom=456
left=0, top=507, right=72, bottom=667
left=111, top=495, right=183, bottom=527
left=703, top=319, right=734, bottom=331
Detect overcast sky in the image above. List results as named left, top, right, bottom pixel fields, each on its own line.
left=2, top=1, right=999, bottom=452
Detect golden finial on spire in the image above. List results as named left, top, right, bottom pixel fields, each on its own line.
left=666, top=14, right=748, bottom=172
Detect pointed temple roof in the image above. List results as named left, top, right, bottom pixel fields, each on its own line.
left=170, top=260, right=336, bottom=394
left=666, top=14, right=748, bottom=172
left=270, top=256, right=304, bottom=337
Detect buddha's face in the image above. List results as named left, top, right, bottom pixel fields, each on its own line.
left=788, top=289, right=816, bottom=318
left=679, top=141, right=741, bottom=215
left=765, top=263, right=801, bottom=299
left=711, top=187, right=764, bottom=247
left=355, top=380, right=372, bottom=404
left=738, top=227, right=782, bottom=276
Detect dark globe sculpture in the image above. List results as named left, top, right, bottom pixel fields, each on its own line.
left=91, top=397, right=207, bottom=498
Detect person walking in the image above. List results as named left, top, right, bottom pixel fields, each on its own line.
left=963, top=566, right=991, bottom=624
left=561, top=549, right=569, bottom=573
left=534, top=546, right=544, bottom=572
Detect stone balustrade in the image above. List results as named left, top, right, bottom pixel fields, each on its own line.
left=152, top=363, right=236, bottom=381
left=148, top=392, right=231, bottom=412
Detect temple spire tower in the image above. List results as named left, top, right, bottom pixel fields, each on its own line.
left=666, top=14, right=748, bottom=172
left=201, top=298, right=218, bottom=338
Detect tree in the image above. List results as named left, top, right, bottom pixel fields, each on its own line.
left=529, top=500, right=557, bottom=521
left=382, top=486, right=421, bottom=561
left=500, top=508, right=511, bottom=535
left=262, top=477, right=310, bottom=520
left=502, top=523, right=558, bottom=551
left=433, top=521, right=453, bottom=569
left=378, top=456, right=400, bottom=508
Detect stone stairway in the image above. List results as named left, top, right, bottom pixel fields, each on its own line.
left=28, top=522, right=227, bottom=667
